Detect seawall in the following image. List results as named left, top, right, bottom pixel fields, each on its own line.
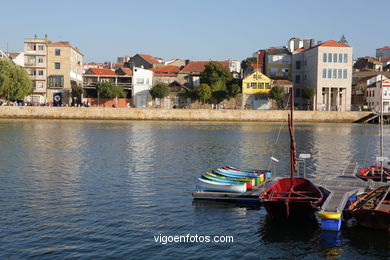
left=0, top=107, right=371, bottom=122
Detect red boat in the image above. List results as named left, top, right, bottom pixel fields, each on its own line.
left=348, top=185, right=390, bottom=230
left=259, top=87, right=323, bottom=219
left=358, top=165, right=390, bottom=182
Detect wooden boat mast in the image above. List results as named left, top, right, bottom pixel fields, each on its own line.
left=380, top=74, right=384, bottom=181
left=289, top=86, right=297, bottom=188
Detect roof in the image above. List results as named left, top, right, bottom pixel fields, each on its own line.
left=181, top=61, right=229, bottom=73
left=367, top=82, right=377, bottom=88
left=380, top=58, right=390, bottom=62
left=273, top=80, right=293, bottom=86
left=6, top=52, right=22, bottom=59
left=266, top=47, right=291, bottom=55
left=318, top=40, right=350, bottom=48
left=377, top=46, right=390, bottom=50
left=357, top=75, right=376, bottom=83
left=50, top=41, right=70, bottom=46
left=251, top=64, right=263, bottom=69
left=138, top=54, right=162, bottom=64
left=49, top=41, right=84, bottom=56
left=149, top=65, right=181, bottom=76
left=116, top=67, right=133, bottom=76
left=86, top=68, right=116, bottom=76
left=294, top=48, right=305, bottom=53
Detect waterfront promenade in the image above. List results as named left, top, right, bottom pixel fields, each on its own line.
left=0, top=106, right=370, bottom=122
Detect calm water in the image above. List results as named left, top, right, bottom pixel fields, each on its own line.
left=0, top=119, right=389, bottom=259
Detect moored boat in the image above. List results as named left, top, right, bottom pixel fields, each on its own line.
left=259, top=86, right=323, bottom=219
left=348, top=185, right=390, bottom=230
left=201, top=173, right=253, bottom=190
left=358, top=166, right=390, bottom=182
left=196, top=177, right=247, bottom=193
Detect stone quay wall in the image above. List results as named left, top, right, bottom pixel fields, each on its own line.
left=0, top=107, right=371, bottom=123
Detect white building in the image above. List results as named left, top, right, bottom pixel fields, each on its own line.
left=132, top=67, right=153, bottom=108
left=366, top=76, right=390, bottom=113
left=291, top=40, right=353, bottom=111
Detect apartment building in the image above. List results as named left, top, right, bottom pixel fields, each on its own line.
left=291, top=40, right=353, bottom=111
left=47, top=41, right=83, bottom=105
left=23, top=36, right=50, bottom=103
left=264, top=47, right=292, bottom=80
left=23, top=36, right=83, bottom=105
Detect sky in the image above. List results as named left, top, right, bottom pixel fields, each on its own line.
left=1, top=0, right=389, bottom=63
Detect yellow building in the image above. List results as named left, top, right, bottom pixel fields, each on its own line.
left=242, top=71, right=272, bottom=94
left=242, top=71, right=273, bottom=109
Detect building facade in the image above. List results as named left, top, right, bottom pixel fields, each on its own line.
left=366, top=77, right=390, bottom=112
left=376, top=46, right=390, bottom=59
left=264, top=47, right=292, bottom=80
left=47, top=41, right=83, bottom=105
left=242, top=71, right=272, bottom=109
left=132, top=67, right=153, bottom=108
left=24, top=36, right=50, bottom=103
left=291, top=40, right=353, bottom=111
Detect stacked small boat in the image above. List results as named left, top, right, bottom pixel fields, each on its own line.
left=196, top=166, right=271, bottom=193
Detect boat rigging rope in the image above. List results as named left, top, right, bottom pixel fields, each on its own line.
left=267, top=92, right=291, bottom=172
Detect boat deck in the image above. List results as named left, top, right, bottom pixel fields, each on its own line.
left=311, top=162, right=386, bottom=213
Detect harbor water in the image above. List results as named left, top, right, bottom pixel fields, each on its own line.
left=0, top=119, right=389, bottom=259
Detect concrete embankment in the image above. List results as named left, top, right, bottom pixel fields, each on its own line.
left=0, top=107, right=371, bottom=123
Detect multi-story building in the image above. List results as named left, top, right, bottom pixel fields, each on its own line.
left=47, top=41, right=83, bottom=105
left=376, top=46, right=390, bottom=59
left=242, top=71, right=272, bottom=109
left=132, top=67, right=153, bottom=108
left=23, top=36, right=83, bottom=105
left=23, top=36, right=50, bottom=103
left=366, top=76, right=390, bottom=112
left=83, top=67, right=132, bottom=98
left=264, top=47, right=292, bottom=80
left=291, top=40, right=353, bottom=111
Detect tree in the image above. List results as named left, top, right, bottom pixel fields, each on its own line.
left=227, top=83, right=240, bottom=98
left=71, top=82, right=83, bottom=105
left=195, top=83, right=212, bottom=104
left=268, top=86, right=284, bottom=109
left=149, top=83, right=170, bottom=99
left=241, top=57, right=257, bottom=72
left=302, top=87, right=315, bottom=110
left=96, top=81, right=126, bottom=98
left=200, top=62, right=232, bottom=92
left=0, top=59, right=32, bottom=101
left=339, top=34, right=348, bottom=45
left=302, top=87, right=315, bottom=100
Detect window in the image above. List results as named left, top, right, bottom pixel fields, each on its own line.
left=48, top=75, right=64, bottom=88
left=29, top=69, right=36, bottom=76
left=343, top=69, right=347, bottom=79
left=270, top=67, right=278, bottom=76
left=38, top=58, right=43, bottom=63
left=304, top=74, right=307, bottom=80
left=295, top=88, right=300, bottom=97
left=38, top=45, right=44, bottom=51
left=333, top=69, right=337, bottom=78
left=27, top=44, right=36, bottom=51
left=338, top=69, right=342, bottom=79
left=328, top=53, right=332, bottom=62
left=344, top=54, right=348, bottom=63
left=38, top=70, right=43, bottom=76
left=55, top=49, right=61, bottom=56
left=296, top=61, right=301, bottom=69
left=338, top=54, right=342, bottom=63
left=37, top=82, right=43, bottom=89
left=322, top=68, right=327, bottom=78
left=295, top=75, right=301, bottom=84
left=260, top=83, right=265, bottom=89
left=327, top=69, right=332, bottom=78
left=253, top=74, right=257, bottom=79
left=265, top=83, right=271, bottom=89
left=323, top=53, right=327, bottom=62
left=55, top=63, right=60, bottom=69
left=136, top=78, right=144, bottom=84
left=246, top=83, right=250, bottom=88
left=333, top=53, right=337, bottom=63
left=251, top=82, right=257, bottom=89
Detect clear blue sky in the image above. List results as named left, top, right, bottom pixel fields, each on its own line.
left=1, top=0, right=388, bottom=62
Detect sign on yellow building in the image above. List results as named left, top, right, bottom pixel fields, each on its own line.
left=242, top=71, right=273, bottom=94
